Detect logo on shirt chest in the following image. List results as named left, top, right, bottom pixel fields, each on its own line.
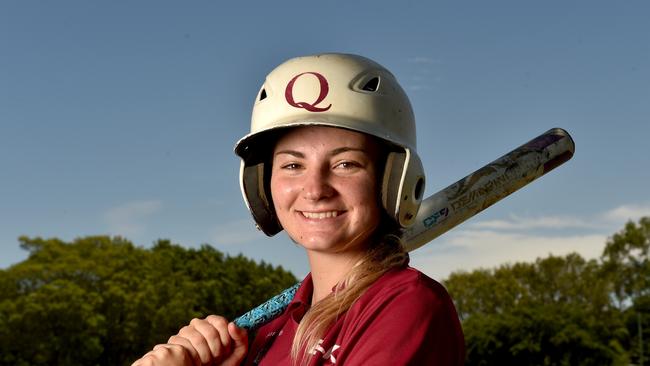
left=310, top=339, right=341, bottom=364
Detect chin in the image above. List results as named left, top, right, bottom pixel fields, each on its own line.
left=299, top=237, right=342, bottom=252
left=297, top=232, right=372, bottom=254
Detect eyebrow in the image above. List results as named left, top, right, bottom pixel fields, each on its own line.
left=274, top=147, right=367, bottom=158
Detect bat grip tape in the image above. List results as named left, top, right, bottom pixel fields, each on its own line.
left=233, top=282, right=301, bottom=330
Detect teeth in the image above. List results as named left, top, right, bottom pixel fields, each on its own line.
left=302, top=211, right=339, bottom=219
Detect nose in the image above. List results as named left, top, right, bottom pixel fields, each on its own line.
left=302, top=165, right=334, bottom=201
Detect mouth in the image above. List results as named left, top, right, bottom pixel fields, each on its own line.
left=299, top=210, right=342, bottom=219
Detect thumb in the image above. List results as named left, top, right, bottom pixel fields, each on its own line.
left=226, top=322, right=249, bottom=363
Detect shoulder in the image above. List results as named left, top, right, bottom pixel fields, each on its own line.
left=344, top=266, right=462, bottom=335
left=335, top=267, right=465, bottom=365
left=358, top=266, right=455, bottom=310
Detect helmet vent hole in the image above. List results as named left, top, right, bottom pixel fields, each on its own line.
left=361, top=77, right=380, bottom=92
left=414, top=177, right=424, bottom=200
left=259, top=89, right=267, bottom=101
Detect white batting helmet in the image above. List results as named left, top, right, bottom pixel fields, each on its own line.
left=235, top=53, right=425, bottom=236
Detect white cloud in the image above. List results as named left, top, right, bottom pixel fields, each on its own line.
left=468, top=203, right=650, bottom=232
left=407, top=56, right=439, bottom=64
left=471, top=214, right=596, bottom=230
left=411, top=230, right=606, bottom=280
left=602, top=203, right=650, bottom=223
left=410, top=202, right=650, bottom=280
left=403, top=57, right=442, bottom=92
left=211, top=218, right=266, bottom=246
left=104, top=200, right=162, bottom=237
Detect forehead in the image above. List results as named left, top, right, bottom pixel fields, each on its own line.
left=273, top=126, right=377, bottom=151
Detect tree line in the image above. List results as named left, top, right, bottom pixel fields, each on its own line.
left=444, top=217, right=650, bottom=365
left=0, top=217, right=648, bottom=365
left=0, top=236, right=297, bottom=365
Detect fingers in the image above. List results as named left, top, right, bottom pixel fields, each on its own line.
left=171, top=315, right=240, bottom=365
left=205, top=315, right=232, bottom=348
left=187, top=318, right=221, bottom=357
left=131, top=343, right=194, bottom=366
left=226, top=322, right=249, bottom=365
left=166, top=335, right=202, bottom=366
left=175, top=317, right=226, bottom=363
left=132, top=315, right=248, bottom=366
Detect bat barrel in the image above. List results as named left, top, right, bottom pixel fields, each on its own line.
left=402, top=128, right=575, bottom=252
left=232, top=128, right=575, bottom=331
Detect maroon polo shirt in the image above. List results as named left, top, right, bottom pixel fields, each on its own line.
left=244, top=266, right=465, bottom=365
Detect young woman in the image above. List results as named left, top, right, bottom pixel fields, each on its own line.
left=133, top=53, right=465, bottom=365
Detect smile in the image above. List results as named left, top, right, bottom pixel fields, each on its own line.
left=300, top=211, right=340, bottom=219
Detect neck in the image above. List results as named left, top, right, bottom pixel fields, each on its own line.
left=307, top=250, right=364, bottom=304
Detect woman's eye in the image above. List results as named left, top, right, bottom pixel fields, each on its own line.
left=335, top=161, right=358, bottom=169
left=282, top=163, right=301, bottom=170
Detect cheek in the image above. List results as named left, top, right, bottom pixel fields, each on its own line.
left=270, top=176, right=282, bottom=209
left=348, top=178, right=382, bottom=219
left=270, top=175, right=293, bottom=212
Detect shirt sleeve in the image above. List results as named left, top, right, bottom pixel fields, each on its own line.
left=335, top=276, right=465, bottom=366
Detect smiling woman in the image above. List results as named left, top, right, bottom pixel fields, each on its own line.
left=131, top=53, right=465, bottom=366
left=270, top=127, right=382, bottom=261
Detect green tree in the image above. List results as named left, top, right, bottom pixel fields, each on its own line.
left=445, top=254, right=628, bottom=365
left=602, top=217, right=650, bottom=364
left=0, top=236, right=297, bottom=366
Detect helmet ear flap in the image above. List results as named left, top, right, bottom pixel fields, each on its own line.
left=381, top=150, right=426, bottom=228
left=240, top=162, right=283, bottom=236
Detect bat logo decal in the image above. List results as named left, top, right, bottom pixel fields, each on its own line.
left=423, top=207, right=450, bottom=228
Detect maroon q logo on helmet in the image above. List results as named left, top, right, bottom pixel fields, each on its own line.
left=284, top=72, right=332, bottom=112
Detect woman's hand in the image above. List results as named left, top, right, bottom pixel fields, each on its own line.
left=131, top=315, right=248, bottom=366
left=131, top=343, right=196, bottom=366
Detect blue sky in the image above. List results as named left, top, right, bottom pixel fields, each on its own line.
left=1, top=1, right=649, bottom=280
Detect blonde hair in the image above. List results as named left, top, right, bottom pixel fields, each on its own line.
left=290, top=231, right=409, bottom=364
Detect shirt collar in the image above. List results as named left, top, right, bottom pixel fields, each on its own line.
left=290, top=273, right=313, bottom=308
